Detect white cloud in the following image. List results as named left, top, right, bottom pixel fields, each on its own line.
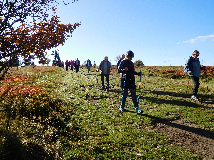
left=177, top=34, right=214, bottom=44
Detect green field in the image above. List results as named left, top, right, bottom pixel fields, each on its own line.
left=0, top=66, right=214, bottom=159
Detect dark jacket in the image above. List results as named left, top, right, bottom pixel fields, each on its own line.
left=86, top=60, right=92, bottom=67
left=74, top=60, right=80, bottom=67
left=118, top=59, right=141, bottom=89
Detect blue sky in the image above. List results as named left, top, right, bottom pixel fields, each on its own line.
left=40, top=0, right=214, bottom=66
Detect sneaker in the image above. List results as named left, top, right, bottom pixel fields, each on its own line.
left=120, top=105, right=125, bottom=112
left=191, top=95, right=199, bottom=101
left=135, top=107, right=142, bottom=114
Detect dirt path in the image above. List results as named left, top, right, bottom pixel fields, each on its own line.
left=154, top=118, right=214, bottom=159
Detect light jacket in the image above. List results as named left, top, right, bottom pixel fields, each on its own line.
left=185, top=56, right=202, bottom=77
left=99, top=60, right=111, bottom=74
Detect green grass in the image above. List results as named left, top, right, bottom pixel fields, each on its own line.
left=0, top=66, right=213, bottom=159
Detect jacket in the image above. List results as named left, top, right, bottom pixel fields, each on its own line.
left=118, top=59, right=141, bottom=89
left=99, top=60, right=111, bottom=74
left=185, top=56, right=203, bottom=77
left=74, top=60, right=80, bottom=67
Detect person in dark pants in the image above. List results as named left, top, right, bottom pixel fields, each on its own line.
left=99, top=56, right=112, bottom=91
left=86, top=59, right=92, bottom=73
left=118, top=50, right=142, bottom=114
left=70, top=60, right=74, bottom=71
left=185, top=50, right=206, bottom=101
left=74, top=58, right=80, bottom=73
left=65, top=60, right=69, bottom=71
left=117, top=54, right=125, bottom=72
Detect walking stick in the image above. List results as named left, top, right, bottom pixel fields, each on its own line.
left=138, top=70, right=142, bottom=105
left=112, top=74, right=114, bottom=88
left=205, top=69, right=208, bottom=91
left=120, top=73, right=126, bottom=111
left=186, top=77, right=190, bottom=95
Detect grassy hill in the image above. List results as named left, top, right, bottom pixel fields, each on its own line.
left=0, top=66, right=213, bottom=159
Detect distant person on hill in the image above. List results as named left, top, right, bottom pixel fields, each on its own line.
left=70, top=60, right=74, bottom=71
left=117, top=54, right=125, bottom=72
left=86, top=59, right=92, bottom=73
left=118, top=50, right=142, bottom=114
left=99, top=56, right=112, bottom=91
left=74, top=58, right=80, bottom=73
left=184, top=50, right=206, bottom=101
left=65, top=60, right=70, bottom=71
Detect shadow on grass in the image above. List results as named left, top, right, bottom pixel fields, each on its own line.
left=146, top=114, right=214, bottom=140
left=151, top=90, right=214, bottom=105
left=145, top=113, right=214, bottom=140
left=122, top=110, right=214, bottom=140
left=0, top=132, right=54, bottom=160
left=140, top=96, right=214, bottom=109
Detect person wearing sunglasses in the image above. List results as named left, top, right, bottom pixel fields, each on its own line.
left=185, top=50, right=206, bottom=101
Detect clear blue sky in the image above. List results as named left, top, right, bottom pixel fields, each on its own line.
left=40, top=0, right=214, bottom=66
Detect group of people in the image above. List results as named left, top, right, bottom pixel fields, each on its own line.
left=65, top=58, right=80, bottom=73
left=63, top=50, right=205, bottom=114
left=64, top=58, right=94, bottom=73
left=98, top=50, right=206, bottom=114
left=98, top=51, right=142, bottom=114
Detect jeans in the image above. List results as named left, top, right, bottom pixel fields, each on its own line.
left=76, top=66, right=79, bottom=73
left=101, top=74, right=109, bottom=89
left=122, top=88, right=138, bottom=107
left=87, top=66, right=91, bottom=73
left=190, top=76, right=200, bottom=96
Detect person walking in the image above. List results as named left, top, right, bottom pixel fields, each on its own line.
left=74, top=58, right=80, bottom=73
left=118, top=50, right=142, bottom=114
left=117, top=54, right=125, bottom=72
left=99, top=56, right=112, bottom=91
left=65, top=60, right=70, bottom=71
left=86, top=59, right=92, bottom=73
left=70, top=60, right=74, bottom=71
left=184, top=50, right=206, bottom=101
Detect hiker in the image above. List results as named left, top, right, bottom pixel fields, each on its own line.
left=70, top=60, right=74, bottom=71
left=117, top=54, right=125, bottom=72
left=65, top=60, right=70, bottom=71
left=118, top=50, right=142, bottom=114
left=74, top=58, right=80, bottom=73
left=99, top=56, right=112, bottom=91
left=86, top=59, right=92, bottom=73
left=184, top=50, right=206, bottom=101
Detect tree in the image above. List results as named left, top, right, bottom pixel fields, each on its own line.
left=134, top=60, right=144, bottom=67
left=0, top=0, right=80, bottom=80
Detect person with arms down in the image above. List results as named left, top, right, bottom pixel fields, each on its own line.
left=86, top=59, right=92, bottom=73
left=118, top=50, right=142, bottom=114
left=99, top=56, right=112, bottom=91
left=184, top=50, right=206, bottom=101
left=74, top=58, right=80, bottom=73
left=117, top=54, right=125, bottom=72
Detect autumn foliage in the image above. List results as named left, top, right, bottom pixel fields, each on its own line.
left=2, top=15, right=80, bottom=65
left=1, top=0, right=80, bottom=80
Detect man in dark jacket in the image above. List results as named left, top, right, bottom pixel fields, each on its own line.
left=118, top=50, right=142, bottom=114
left=74, top=58, right=80, bottom=73
left=86, top=59, right=92, bottom=73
